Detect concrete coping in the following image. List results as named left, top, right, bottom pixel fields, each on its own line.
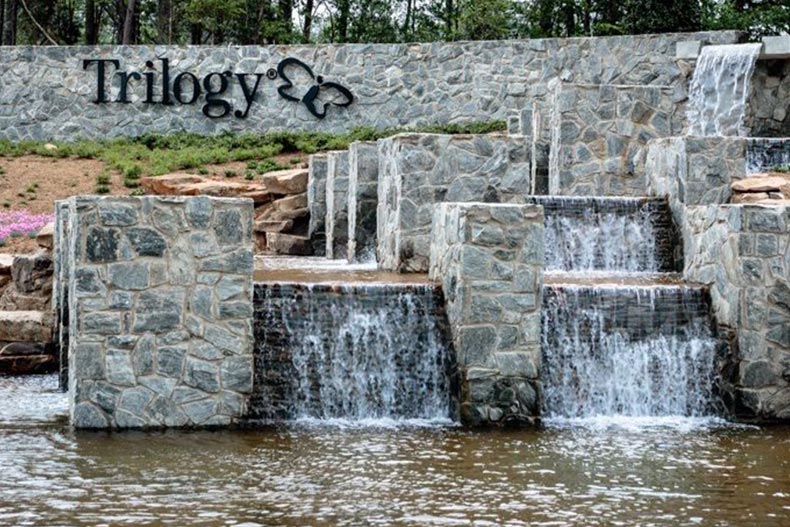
left=676, top=36, right=790, bottom=60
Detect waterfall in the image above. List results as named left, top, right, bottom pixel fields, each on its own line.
left=686, top=43, right=761, bottom=137
left=541, top=285, right=721, bottom=418
left=529, top=197, right=678, bottom=272
left=746, top=138, right=790, bottom=173
left=251, top=282, right=454, bottom=422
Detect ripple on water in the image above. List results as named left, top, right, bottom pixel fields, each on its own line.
left=0, top=374, right=68, bottom=425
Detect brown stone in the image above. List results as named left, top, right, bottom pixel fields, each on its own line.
left=272, top=193, right=308, bottom=212
left=36, top=221, right=54, bottom=250
left=0, top=254, right=12, bottom=275
left=732, top=192, right=772, bottom=203
left=254, top=219, right=294, bottom=233
left=0, top=311, right=52, bottom=342
left=266, top=233, right=312, bottom=255
left=0, top=353, right=58, bottom=375
left=261, top=168, right=309, bottom=194
left=731, top=175, right=790, bottom=193
left=140, top=173, right=204, bottom=194
left=255, top=205, right=309, bottom=222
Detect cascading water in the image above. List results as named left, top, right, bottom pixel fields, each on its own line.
left=529, top=196, right=678, bottom=272
left=686, top=43, right=761, bottom=137
left=541, top=285, right=722, bottom=418
left=746, top=138, right=790, bottom=173
left=251, top=282, right=455, bottom=422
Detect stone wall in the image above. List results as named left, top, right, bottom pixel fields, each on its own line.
left=429, top=202, right=544, bottom=426
left=307, top=153, right=328, bottom=256
left=325, top=150, right=350, bottom=260
left=0, top=32, right=741, bottom=140
left=548, top=83, right=683, bottom=196
left=378, top=133, right=531, bottom=272
left=747, top=60, right=790, bottom=138
left=347, top=141, right=379, bottom=262
left=62, top=196, right=255, bottom=428
left=647, top=138, right=790, bottom=422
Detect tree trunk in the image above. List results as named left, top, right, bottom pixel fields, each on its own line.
left=0, top=0, right=5, bottom=45
left=3, top=0, right=17, bottom=45
left=403, top=0, right=412, bottom=40
left=122, top=0, right=135, bottom=45
left=157, top=0, right=170, bottom=44
left=445, top=0, right=453, bottom=39
left=279, top=0, right=292, bottom=24
left=336, top=0, right=349, bottom=43
left=301, top=0, right=313, bottom=43
left=85, top=0, right=98, bottom=44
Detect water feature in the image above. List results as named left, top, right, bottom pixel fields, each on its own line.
left=541, top=282, right=722, bottom=418
left=686, top=43, right=762, bottom=137
left=1, top=375, right=789, bottom=526
left=529, top=196, right=678, bottom=272
left=250, top=263, right=455, bottom=422
left=746, top=137, right=790, bottom=173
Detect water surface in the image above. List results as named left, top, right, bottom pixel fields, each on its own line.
left=1, top=375, right=788, bottom=526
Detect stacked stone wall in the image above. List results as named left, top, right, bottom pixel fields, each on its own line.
left=61, top=196, right=255, bottom=428
left=0, top=32, right=741, bottom=140
left=325, top=151, right=350, bottom=259
left=378, top=133, right=531, bottom=272
left=347, top=141, right=379, bottom=262
left=429, top=202, right=544, bottom=426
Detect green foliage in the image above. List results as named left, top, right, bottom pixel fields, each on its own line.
left=772, top=164, right=790, bottom=173
left=701, top=0, right=790, bottom=40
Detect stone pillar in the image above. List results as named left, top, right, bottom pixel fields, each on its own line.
left=54, top=201, right=71, bottom=391
left=325, top=150, right=350, bottom=260
left=347, top=141, right=379, bottom=262
left=429, top=202, right=544, bottom=426
left=307, top=153, right=329, bottom=256
left=63, top=196, right=255, bottom=429
left=378, top=133, right=531, bottom=273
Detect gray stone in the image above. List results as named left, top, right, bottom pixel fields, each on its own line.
left=72, top=402, right=109, bottom=428
left=82, top=312, right=122, bottom=335
left=221, top=356, right=253, bottom=393
left=214, top=209, right=244, bottom=245
left=126, top=227, right=167, bottom=257
left=184, top=357, right=221, bottom=393
left=185, top=196, right=213, bottom=228
left=106, top=349, right=136, bottom=386
left=85, top=227, right=119, bottom=263
left=108, top=262, right=149, bottom=290
left=117, top=386, right=154, bottom=416
left=98, top=203, right=138, bottom=226
left=156, top=346, right=186, bottom=377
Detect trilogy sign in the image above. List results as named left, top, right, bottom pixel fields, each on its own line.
left=82, top=57, right=354, bottom=120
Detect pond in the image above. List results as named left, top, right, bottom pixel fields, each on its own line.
left=1, top=375, right=788, bottom=526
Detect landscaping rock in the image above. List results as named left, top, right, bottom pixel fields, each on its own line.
left=266, top=233, right=312, bottom=255
left=260, top=168, right=309, bottom=194
left=0, top=310, right=52, bottom=342
left=732, top=174, right=790, bottom=193
left=0, top=254, right=13, bottom=275
left=36, top=222, right=55, bottom=250
left=139, top=173, right=204, bottom=194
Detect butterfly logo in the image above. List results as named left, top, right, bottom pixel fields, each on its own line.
left=276, top=58, right=353, bottom=119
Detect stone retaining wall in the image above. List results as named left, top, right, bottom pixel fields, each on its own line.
left=307, top=153, right=328, bottom=256
left=347, top=141, right=379, bottom=262
left=548, top=83, right=683, bottom=196
left=0, top=32, right=740, bottom=140
left=61, top=196, right=255, bottom=429
left=429, top=202, right=544, bottom=426
left=325, top=150, right=350, bottom=259
left=647, top=138, right=790, bottom=422
left=378, top=133, right=531, bottom=272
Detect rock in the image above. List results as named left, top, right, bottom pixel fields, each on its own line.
left=272, top=193, right=308, bottom=212
left=11, top=250, right=53, bottom=294
left=732, top=175, right=790, bottom=193
left=260, top=168, right=309, bottom=194
left=732, top=192, right=771, bottom=203
left=0, top=353, right=57, bottom=375
left=255, top=204, right=309, bottom=222
left=139, top=173, right=204, bottom=195
left=0, top=311, right=52, bottom=342
left=43, top=143, right=58, bottom=151
left=265, top=233, right=312, bottom=255
left=253, top=219, right=293, bottom=233
left=0, top=254, right=13, bottom=275
left=36, top=222, right=54, bottom=250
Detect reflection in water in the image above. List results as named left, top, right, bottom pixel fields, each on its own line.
left=1, top=376, right=789, bottom=526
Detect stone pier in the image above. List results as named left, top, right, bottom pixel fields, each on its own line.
left=326, top=150, right=350, bottom=260
left=348, top=141, right=379, bottom=262
left=59, top=196, right=255, bottom=429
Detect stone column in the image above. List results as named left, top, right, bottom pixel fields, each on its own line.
left=429, top=202, right=544, bottom=426
left=378, top=133, right=531, bottom=273
left=325, top=150, right=350, bottom=260
left=307, top=153, right=329, bottom=257
left=63, top=196, right=255, bottom=429
left=347, top=141, right=379, bottom=262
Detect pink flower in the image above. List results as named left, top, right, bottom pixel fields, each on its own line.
left=0, top=210, right=53, bottom=243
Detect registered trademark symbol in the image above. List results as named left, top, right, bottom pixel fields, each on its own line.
left=266, top=68, right=278, bottom=80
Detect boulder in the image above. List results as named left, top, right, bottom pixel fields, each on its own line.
left=255, top=205, right=309, bottom=222
left=272, top=193, right=308, bottom=212
left=732, top=192, right=772, bottom=204
left=0, top=311, right=52, bottom=342
left=254, top=219, right=294, bottom=233
left=260, top=168, right=309, bottom=194
left=36, top=221, right=55, bottom=250
left=0, top=353, right=58, bottom=375
left=265, top=233, right=312, bottom=255
left=11, top=250, right=53, bottom=294
left=140, top=173, right=204, bottom=194
left=0, top=254, right=13, bottom=275
left=732, top=174, right=790, bottom=193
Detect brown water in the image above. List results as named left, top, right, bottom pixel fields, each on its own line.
left=1, top=375, right=789, bottom=527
